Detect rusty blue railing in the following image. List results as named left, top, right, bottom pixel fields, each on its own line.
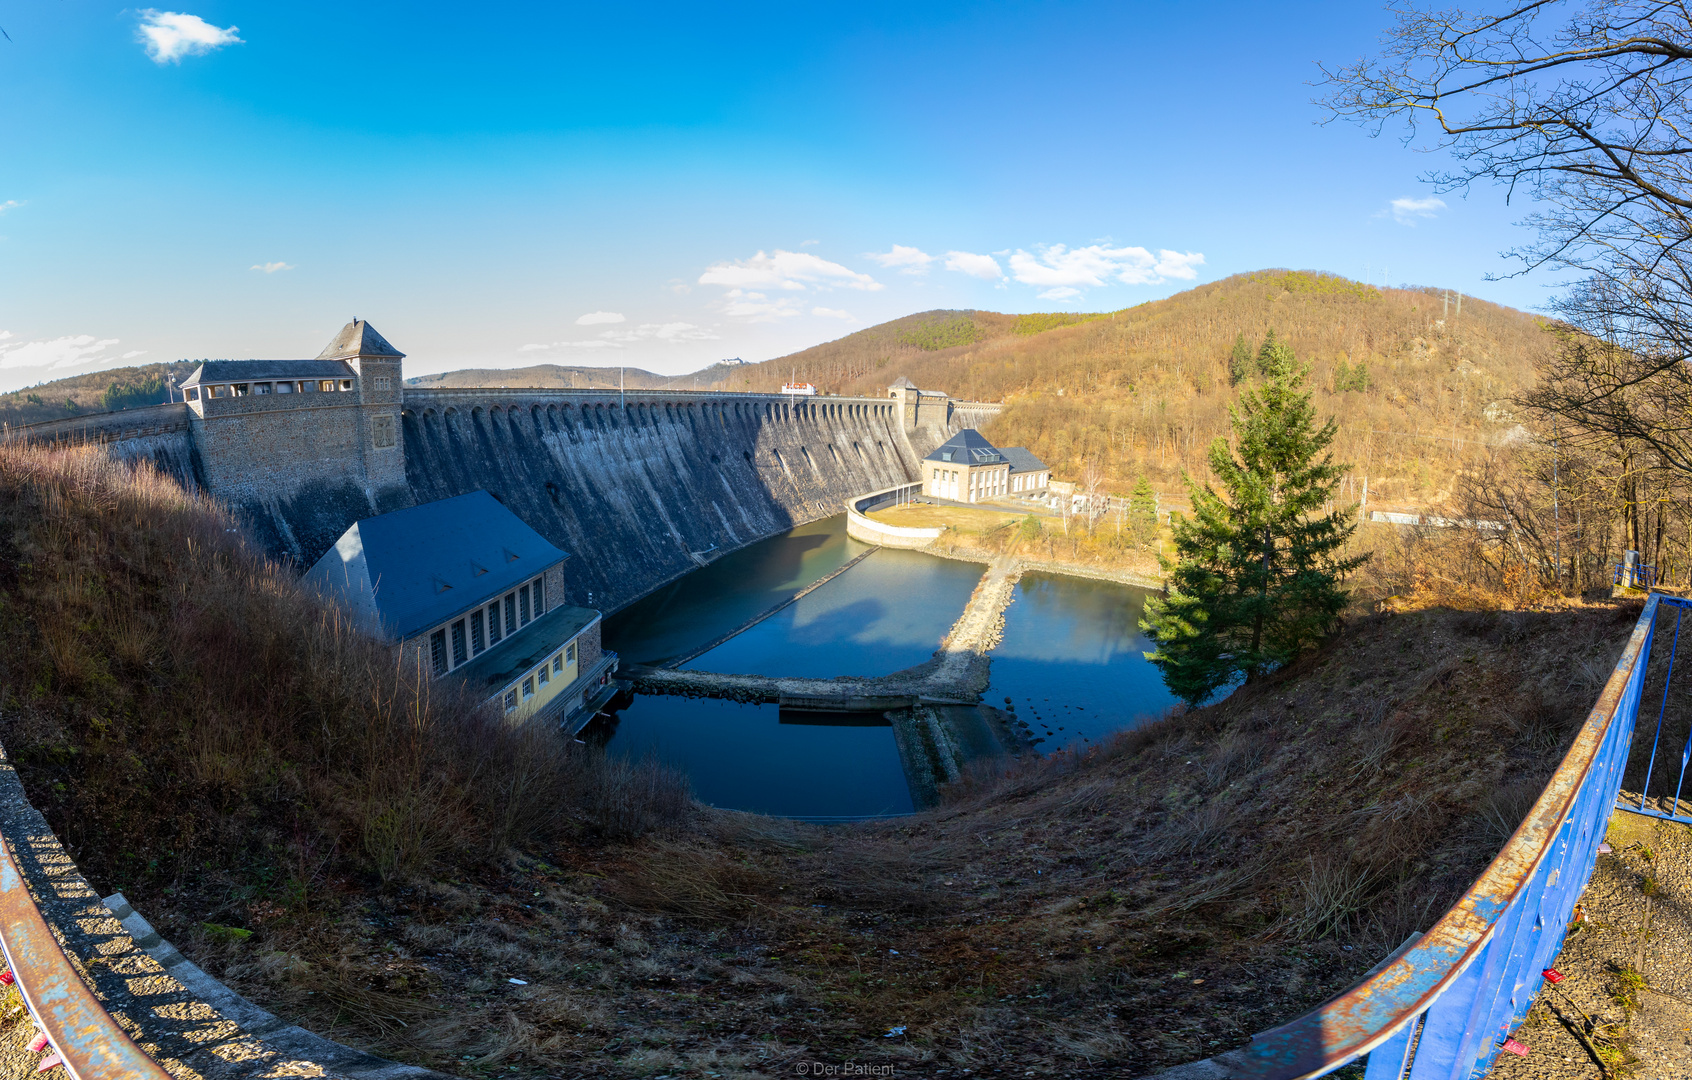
left=1231, top=592, right=1661, bottom=1079
left=0, top=829, right=172, bottom=1079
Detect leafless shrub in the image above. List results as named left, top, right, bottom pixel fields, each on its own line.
left=1202, top=730, right=1270, bottom=788
left=1282, top=854, right=1385, bottom=940
left=1151, top=801, right=1236, bottom=859
left=1474, top=778, right=1544, bottom=850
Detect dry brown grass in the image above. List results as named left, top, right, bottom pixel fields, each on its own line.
left=0, top=442, right=1651, bottom=1079
left=0, top=445, right=693, bottom=895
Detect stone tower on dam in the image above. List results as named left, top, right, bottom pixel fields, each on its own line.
left=7, top=321, right=1000, bottom=610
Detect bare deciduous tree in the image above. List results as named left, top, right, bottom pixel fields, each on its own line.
left=1322, top=2, right=1692, bottom=471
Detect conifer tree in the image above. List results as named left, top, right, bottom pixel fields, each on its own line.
left=1142, top=351, right=1365, bottom=705
left=1256, top=328, right=1296, bottom=379
left=1128, top=475, right=1158, bottom=547
left=1227, top=333, right=1254, bottom=385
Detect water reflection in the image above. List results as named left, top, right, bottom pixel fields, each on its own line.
left=588, top=694, right=915, bottom=818
left=985, top=572, right=1181, bottom=748
left=683, top=548, right=983, bottom=677
left=604, top=517, right=867, bottom=666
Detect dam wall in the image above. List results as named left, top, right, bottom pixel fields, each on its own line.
left=399, top=390, right=933, bottom=610
left=0, top=401, right=201, bottom=489
left=0, top=342, right=1001, bottom=609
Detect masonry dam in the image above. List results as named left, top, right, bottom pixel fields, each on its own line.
left=8, top=381, right=999, bottom=611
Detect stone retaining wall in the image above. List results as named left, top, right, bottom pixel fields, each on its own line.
left=0, top=743, right=458, bottom=1080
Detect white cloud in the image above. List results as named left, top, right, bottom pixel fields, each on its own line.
left=1008, top=244, right=1205, bottom=289
left=865, top=245, right=935, bottom=274
left=800, top=239, right=820, bottom=246
left=137, top=10, right=243, bottom=64
left=521, top=322, right=721, bottom=351
left=699, top=249, right=882, bottom=293
left=575, top=311, right=626, bottom=325
left=719, top=290, right=805, bottom=322
left=812, top=307, right=854, bottom=319
left=0, top=201, right=21, bottom=215
left=1038, top=287, right=1081, bottom=301
left=0, top=334, right=123, bottom=372
left=121, top=350, right=149, bottom=359
left=1388, top=196, right=1447, bottom=225
left=944, top=251, right=1004, bottom=280
left=250, top=261, right=293, bottom=274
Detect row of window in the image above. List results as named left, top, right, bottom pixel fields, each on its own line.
left=428, top=575, right=547, bottom=676
left=502, top=641, right=578, bottom=712
left=186, top=379, right=354, bottom=400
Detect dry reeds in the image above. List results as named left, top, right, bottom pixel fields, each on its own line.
left=0, top=444, right=693, bottom=896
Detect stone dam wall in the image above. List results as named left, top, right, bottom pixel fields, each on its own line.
left=399, top=391, right=938, bottom=611
left=1, top=390, right=1000, bottom=611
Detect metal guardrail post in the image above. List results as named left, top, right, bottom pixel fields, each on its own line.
left=0, top=831, right=173, bottom=1079
left=1229, top=593, right=1659, bottom=1079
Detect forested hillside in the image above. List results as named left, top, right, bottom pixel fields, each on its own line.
left=406, top=361, right=743, bottom=391
left=0, top=362, right=199, bottom=428
left=721, top=272, right=1552, bottom=508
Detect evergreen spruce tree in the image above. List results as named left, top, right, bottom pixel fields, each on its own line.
left=1255, top=328, right=1295, bottom=379
left=1227, top=333, right=1254, bottom=385
left=1128, top=475, right=1158, bottom=547
left=1141, top=352, right=1366, bottom=705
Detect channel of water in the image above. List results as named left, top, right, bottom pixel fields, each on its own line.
left=593, top=515, right=1176, bottom=817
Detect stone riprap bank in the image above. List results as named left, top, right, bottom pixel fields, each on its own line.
left=2, top=322, right=999, bottom=610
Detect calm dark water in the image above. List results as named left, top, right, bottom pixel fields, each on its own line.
left=682, top=547, right=983, bottom=677
left=589, top=695, right=915, bottom=818
left=604, top=516, right=868, bottom=665
left=985, top=572, right=1181, bottom=749
left=596, top=519, right=1185, bottom=817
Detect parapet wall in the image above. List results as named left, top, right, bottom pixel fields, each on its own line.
left=0, top=742, right=455, bottom=1080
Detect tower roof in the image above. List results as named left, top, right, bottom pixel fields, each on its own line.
left=889, top=376, right=918, bottom=389
left=317, top=319, right=405, bottom=361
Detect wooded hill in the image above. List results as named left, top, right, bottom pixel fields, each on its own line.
left=719, top=272, right=1552, bottom=509
left=0, top=361, right=199, bottom=429
left=405, top=361, right=746, bottom=391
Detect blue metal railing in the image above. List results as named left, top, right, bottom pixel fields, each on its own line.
left=1230, top=593, right=1660, bottom=1079
left=1613, top=562, right=1657, bottom=588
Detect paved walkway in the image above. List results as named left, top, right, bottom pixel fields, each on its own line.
left=1489, top=801, right=1692, bottom=1079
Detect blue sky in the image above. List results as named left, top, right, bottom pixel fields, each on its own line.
left=0, top=1, right=1556, bottom=388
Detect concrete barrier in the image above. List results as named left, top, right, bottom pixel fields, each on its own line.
left=846, top=483, right=942, bottom=549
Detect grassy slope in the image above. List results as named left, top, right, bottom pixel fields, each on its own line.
left=0, top=443, right=1637, bottom=1078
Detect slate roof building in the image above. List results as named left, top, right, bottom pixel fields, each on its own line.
left=921, top=429, right=1049, bottom=503
left=303, top=491, right=619, bottom=731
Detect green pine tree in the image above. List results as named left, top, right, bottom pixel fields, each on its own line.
left=1128, top=475, right=1158, bottom=547
left=1227, top=332, right=1254, bottom=385
left=1141, top=354, right=1366, bottom=704
left=1256, top=328, right=1296, bottom=379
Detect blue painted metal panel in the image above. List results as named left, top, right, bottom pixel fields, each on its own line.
left=1234, top=594, right=1659, bottom=1079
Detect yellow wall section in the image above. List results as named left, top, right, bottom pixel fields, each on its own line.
left=503, top=640, right=580, bottom=722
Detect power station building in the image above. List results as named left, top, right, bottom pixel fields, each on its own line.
left=920, top=428, right=1050, bottom=503
left=302, top=490, right=619, bottom=731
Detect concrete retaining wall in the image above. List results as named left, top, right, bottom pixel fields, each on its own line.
left=845, top=484, right=943, bottom=549
left=398, top=391, right=924, bottom=610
